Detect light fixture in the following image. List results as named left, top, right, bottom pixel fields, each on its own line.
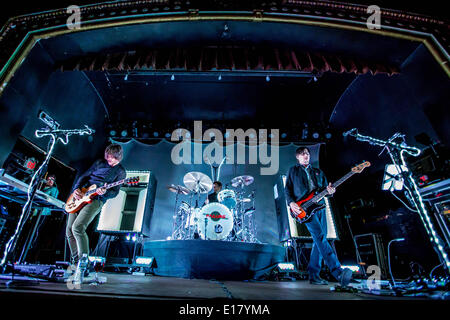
left=121, top=130, right=128, bottom=137
left=266, top=75, right=270, bottom=82
left=281, top=133, right=287, bottom=139
left=312, top=132, right=320, bottom=139
left=277, top=263, right=295, bottom=271
left=218, top=74, right=222, bottom=80
left=134, top=256, right=155, bottom=267
left=153, top=131, right=159, bottom=137
left=171, top=74, right=175, bottom=81
left=165, top=133, right=171, bottom=138
left=325, top=132, right=332, bottom=139
left=124, top=74, right=128, bottom=81
left=109, top=130, right=116, bottom=136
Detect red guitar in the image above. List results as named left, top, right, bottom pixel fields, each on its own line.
left=290, top=161, right=371, bottom=224
left=65, top=176, right=140, bottom=213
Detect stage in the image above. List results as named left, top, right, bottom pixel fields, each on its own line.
left=142, top=240, right=285, bottom=280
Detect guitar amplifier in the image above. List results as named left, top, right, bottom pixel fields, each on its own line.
left=354, top=233, right=388, bottom=279
left=274, top=175, right=338, bottom=242
left=96, top=170, right=157, bottom=237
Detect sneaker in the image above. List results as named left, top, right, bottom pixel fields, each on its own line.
left=339, top=268, right=353, bottom=287
left=73, top=254, right=89, bottom=285
left=309, top=276, right=328, bottom=285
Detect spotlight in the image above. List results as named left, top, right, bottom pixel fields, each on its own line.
left=134, top=256, right=154, bottom=267
left=218, top=74, right=222, bottom=81
left=266, top=75, right=270, bottom=82
left=109, top=130, right=117, bottom=136
left=124, top=74, right=128, bottom=81
left=302, top=128, right=308, bottom=139
left=281, top=133, right=287, bottom=139
left=325, top=132, right=332, bottom=139
left=121, top=130, right=128, bottom=137
left=125, top=234, right=131, bottom=241
left=153, top=131, right=159, bottom=137
left=132, top=235, right=137, bottom=242
left=277, top=263, right=295, bottom=271
left=313, top=76, right=318, bottom=82
left=165, top=133, right=171, bottom=138
left=171, top=74, right=175, bottom=81
left=312, top=132, right=320, bottom=139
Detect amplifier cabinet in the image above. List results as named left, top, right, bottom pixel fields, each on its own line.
left=96, top=170, right=157, bottom=237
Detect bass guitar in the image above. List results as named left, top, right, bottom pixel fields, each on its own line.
left=65, top=176, right=140, bottom=213
left=290, top=161, right=370, bottom=224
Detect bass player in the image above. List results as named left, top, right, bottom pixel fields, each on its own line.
left=285, top=146, right=352, bottom=287
left=66, top=144, right=126, bottom=283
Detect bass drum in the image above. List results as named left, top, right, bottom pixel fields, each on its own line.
left=196, top=203, right=233, bottom=240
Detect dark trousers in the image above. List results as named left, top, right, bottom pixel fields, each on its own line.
left=305, top=208, right=342, bottom=280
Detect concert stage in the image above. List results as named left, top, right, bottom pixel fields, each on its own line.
left=142, top=240, right=285, bottom=280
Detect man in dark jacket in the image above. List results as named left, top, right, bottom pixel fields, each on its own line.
left=66, top=144, right=126, bottom=284
left=285, top=146, right=352, bottom=286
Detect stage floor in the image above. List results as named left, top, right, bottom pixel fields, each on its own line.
left=0, top=272, right=432, bottom=300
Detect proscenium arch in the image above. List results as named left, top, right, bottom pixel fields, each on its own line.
left=0, top=10, right=449, bottom=96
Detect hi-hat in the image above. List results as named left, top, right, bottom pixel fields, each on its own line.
left=167, top=184, right=190, bottom=195
left=231, top=175, right=254, bottom=188
left=183, top=171, right=213, bottom=194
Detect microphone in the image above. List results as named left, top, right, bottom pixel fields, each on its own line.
left=343, top=128, right=357, bottom=137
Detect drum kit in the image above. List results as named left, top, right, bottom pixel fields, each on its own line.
left=168, top=171, right=259, bottom=242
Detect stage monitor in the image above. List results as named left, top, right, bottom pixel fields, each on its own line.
left=274, top=175, right=338, bottom=242
left=96, top=170, right=157, bottom=237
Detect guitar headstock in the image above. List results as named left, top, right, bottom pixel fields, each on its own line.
left=351, top=161, right=371, bottom=173
left=126, top=176, right=140, bottom=185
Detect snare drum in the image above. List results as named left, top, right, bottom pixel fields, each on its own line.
left=217, top=189, right=237, bottom=209
left=196, top=203, right=233, bottom=240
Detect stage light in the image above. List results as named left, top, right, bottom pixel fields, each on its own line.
left=313, top=76, right=318, bottom=82
left=266, top=75, right=270, bottom=82
left=165, top=133, right=171, bottom=138
left=124, top=74, right=128, bottom=81
left=153, top=131, right=159, bottom=137
left=88, top=256, right=106, bottom=263
left=171, top=74, right=175, bottom=81
left=325, top=132, right=332, bottom=139
left=109, top=130, right=116, bottom=136
left=134, top=256, right=154, bottom=267
left=281, top=133, right=287, bottom=139
left=341, top=265, right=360, bottom=273
left=125, top=234, right=131, bottom=241
left=121, top=130, right=128, bottom=137
left=302, top=128, right=308, bottom=139
left=218, top=74, right=222, bottom=80
left=312, top=132, right=320, bottom=139
left=277, top=263, right=295, bottom=271
left=132, top=235, right=137, bottom=242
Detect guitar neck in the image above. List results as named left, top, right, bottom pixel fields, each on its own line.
left=312, top=171, right=356, bottom=202
left=86, top=178, right=127, bottom=195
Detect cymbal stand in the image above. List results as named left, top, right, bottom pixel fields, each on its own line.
left=171, top=191, right=182, bottom=240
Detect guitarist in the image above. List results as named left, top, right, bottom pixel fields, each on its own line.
left=285, top=147, right=352, bottom=287
left=66, top=144, right=126, bottom=283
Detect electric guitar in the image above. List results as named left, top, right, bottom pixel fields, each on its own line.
left=65, top=176, right=140, bottom=213
left=290, top=161, right=371, bottom=224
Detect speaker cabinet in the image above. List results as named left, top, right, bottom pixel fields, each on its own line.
left=96, top=170, right=157, bottom=237
left=274, top=174, right=338, bottom=242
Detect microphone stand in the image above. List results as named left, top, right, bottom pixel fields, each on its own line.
left=344, top=128, right=450, bottom=276
left=0, top=124, right=94, bottom=286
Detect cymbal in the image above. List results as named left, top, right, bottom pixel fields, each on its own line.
left=183, top=171, right=213, bottom=194
left=231, top=175, right=254, bottom=188
left=167, top=184, right=190, bottom=195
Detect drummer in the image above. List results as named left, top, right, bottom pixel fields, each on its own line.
left=204, top=181, right=222, bottom=205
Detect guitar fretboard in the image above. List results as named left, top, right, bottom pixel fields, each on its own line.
left=86, top=178, right=130, bottom=196
left=310, top=171, right=356, bottom=204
